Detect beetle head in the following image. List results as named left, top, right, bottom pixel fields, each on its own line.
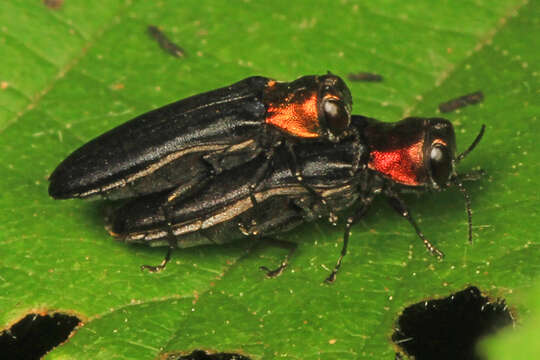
left=264, top=73, right=352, bottom=140
left=364, top=116, right=485, bottom=242
left=317, top=73, right=353, bottom=139
left=365, top=117, right=485, bottom=191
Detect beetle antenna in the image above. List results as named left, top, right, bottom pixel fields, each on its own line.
left=453, top=178, right=473, bottom=243
left=456, top=125, right=486, bottom=162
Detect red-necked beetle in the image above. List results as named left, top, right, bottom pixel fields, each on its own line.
left=49, top=74, right=353, bottom=202
left=76, top=115, right=484, bottom=282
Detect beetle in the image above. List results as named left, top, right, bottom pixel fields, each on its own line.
left=106, top=115, right=485, bottom=281
left=48, top=73, right=354, bottom=203
left=49, top=74, right=358, bottom=273
left=109, top=131, right=364, bottom=274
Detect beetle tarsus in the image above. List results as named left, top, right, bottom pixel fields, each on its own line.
left=260, top=263, right=288, bottom=278
left=257, top=238, right=297, bottom=278
left=324, top=271, right=337, bottom=284
left=141, top=245, right=173, bottom=273
left=141, top=202, right=178, bottom=273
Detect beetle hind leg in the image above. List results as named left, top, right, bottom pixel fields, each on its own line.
left=140, top=203, right=178, bottom=273
left=140, top=244, right=173, bottom=272
left=259, top=239, right=298, bottom=278
left=238, top=199, right=304, bottom=278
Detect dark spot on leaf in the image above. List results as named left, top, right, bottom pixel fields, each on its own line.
left=43, top=0, right=63, bottom=10
left=392, top=286, right=513, bottom=360
left=347, top=72, right=383, bottom=82
left=169, top=349, right=251, bottom=360
left=438, top=91, right=484, bottom=113
left=148, top=25, right=186, bottom=58
left=0, top=312, right=80, bottom=360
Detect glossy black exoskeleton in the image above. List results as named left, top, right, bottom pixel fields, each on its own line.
left=108, top=115, right=485, bottom=281
left=49, top=74, right=353, bottom=202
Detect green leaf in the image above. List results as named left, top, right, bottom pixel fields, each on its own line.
left=0, top=0, right=538, bottom=359
left=479, top=281, right=540, bottom=360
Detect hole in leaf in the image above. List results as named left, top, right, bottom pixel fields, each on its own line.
left=0, top=312, right=81, bottom=360
left=172, top=350, right=252, bottom=360
left=392, top=286, right=514, bottom=360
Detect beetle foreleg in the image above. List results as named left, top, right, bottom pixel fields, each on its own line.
left=385, top=193, right=444, bottom=259
left=325, top=195, right=374, bottom=283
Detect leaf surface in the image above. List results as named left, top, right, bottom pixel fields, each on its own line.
left=0, top=1, right=538, bottom=359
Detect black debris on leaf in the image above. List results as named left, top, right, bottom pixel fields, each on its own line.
left=438, top=91, right=484, bottom=113
left=148, top=25, right=186, bottom=58
left=347, top=72, right=383, bottom=82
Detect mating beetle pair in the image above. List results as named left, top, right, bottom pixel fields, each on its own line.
left=49, top=74, right=485, bottom=282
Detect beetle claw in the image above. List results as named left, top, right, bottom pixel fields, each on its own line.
left=260, top=263, right=287, bottom=278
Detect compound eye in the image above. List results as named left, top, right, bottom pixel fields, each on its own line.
left=323, top=98, right=350, bottom=134
left=429, top=144, right=452, bottom=187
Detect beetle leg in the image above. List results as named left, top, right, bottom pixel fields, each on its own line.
left=345, top=126, right=366, bottom=174
left=247, top=150, right=274, bottom=208
left=385, top=193, right=445, bottom=259
left=284, top=142, right=339, bottom=225
left=259, top=239, right=298, bottom=278
left=237, top=199, right=304, bottom=277
left=203, top=139, right=262, bottom=175
left=139, top=149, right=273, bottom=272
left=205, top=142, right=272, bottom=214
left=140, top=245, right=173, bottom=273
left=140, top=202, right=177, bottom=272
left=325, top=195, right=374, bottom=283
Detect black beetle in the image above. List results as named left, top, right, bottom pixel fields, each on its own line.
left=49, top=74, right=359, bottom=273
left=103, top=115, right=485, bottom=281
left=49, top=74, right=354, bottom=203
